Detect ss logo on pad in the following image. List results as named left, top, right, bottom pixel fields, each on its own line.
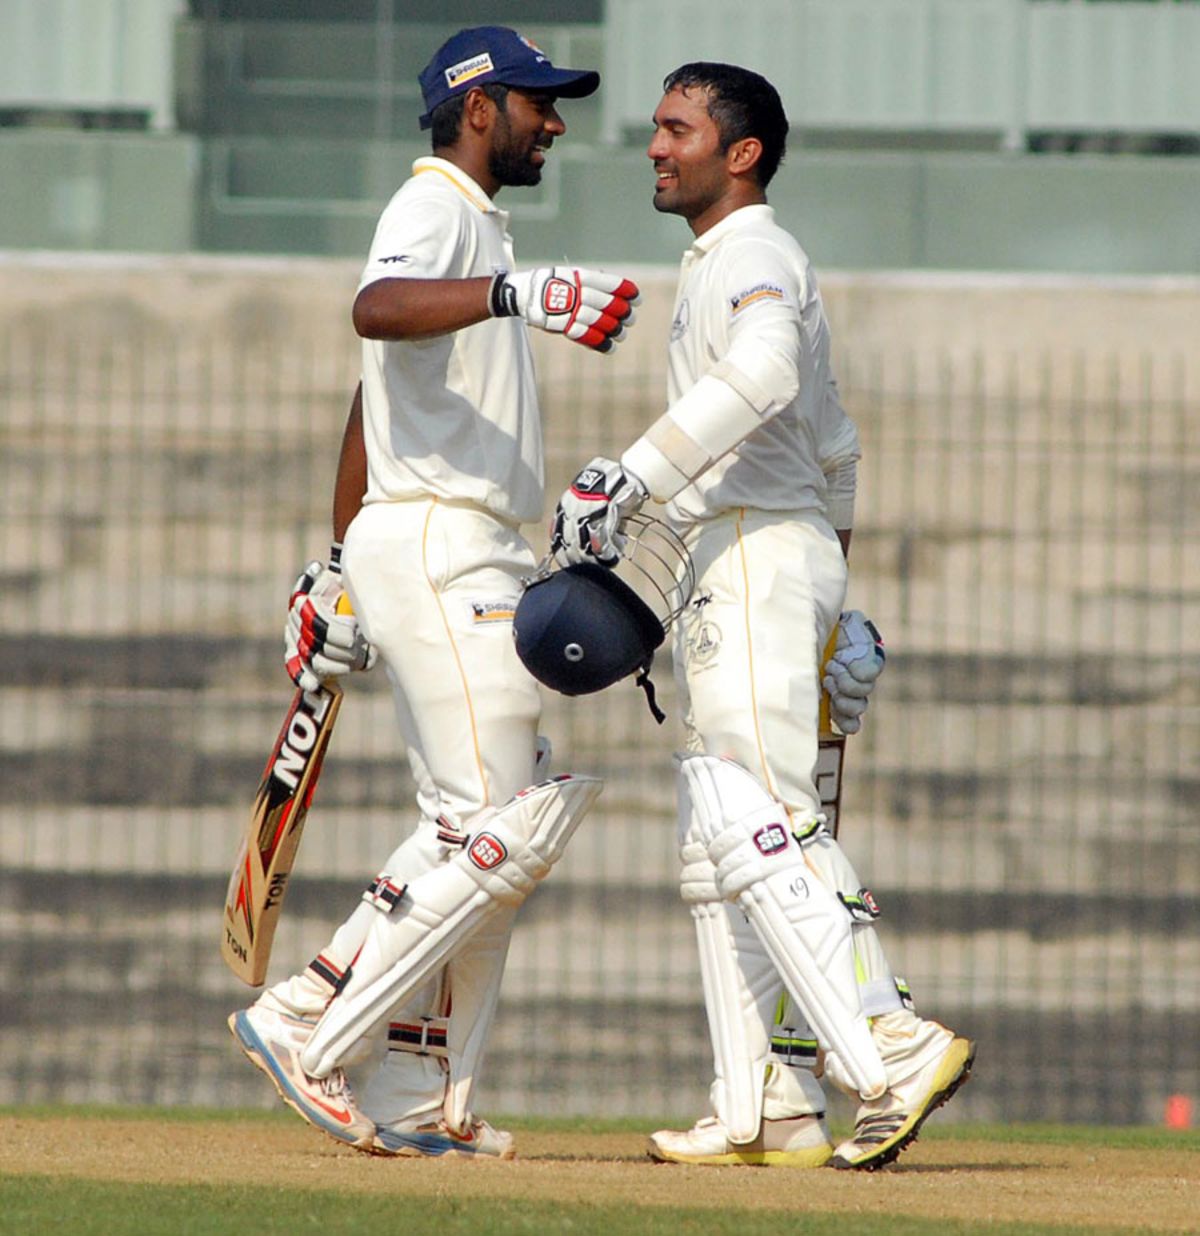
left=469, top=833, right=508, bottom=870
left=754, top=824, right=789, bottom=855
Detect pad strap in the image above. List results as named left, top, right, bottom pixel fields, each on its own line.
left=386, top=1016, right=449, bottom=1059
left=300, top=775, right=602, bottom=1078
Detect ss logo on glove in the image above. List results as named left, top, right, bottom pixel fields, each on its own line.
left=542, top=279, right=576, bottom=315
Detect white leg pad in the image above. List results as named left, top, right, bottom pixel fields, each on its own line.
left=680, top=755, right=887, bottom=1101
left=300, top=775, right=602, bottom=1077
left=680, top=814, right=778, bottom=1144
left=441, top=901, right=517, bottom=1131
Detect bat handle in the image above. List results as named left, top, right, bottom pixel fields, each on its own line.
left=819, top=628, right=837, bottom=735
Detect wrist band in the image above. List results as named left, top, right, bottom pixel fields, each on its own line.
left=489, top=271, right=517, bottom=318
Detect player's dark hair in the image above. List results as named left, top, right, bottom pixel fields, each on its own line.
left=429, top=82, right=510, bottom=148
left=663, top=62, right=788, bottom=188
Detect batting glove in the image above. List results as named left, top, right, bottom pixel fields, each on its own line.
left=550, top=457, right=648, bottom=568
left=822, top=610, right=885, bottom=735
left=490, top=266, right=639, bottom=353
left=284, top=543, right=376, bottom=693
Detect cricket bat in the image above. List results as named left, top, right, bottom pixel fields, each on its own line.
left=816, top=629, right=846, bottom=838
left=221, top=591, right=354, bottom=985
left=221, top=681, right=343, bottom=985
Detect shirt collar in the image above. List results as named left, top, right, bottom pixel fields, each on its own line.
left=687, top=203, right=776, bottom=257
left=411, top=156, right=500, bottom=215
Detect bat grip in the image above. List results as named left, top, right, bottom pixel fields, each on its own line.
left=819, top=628, right=837, bottom=735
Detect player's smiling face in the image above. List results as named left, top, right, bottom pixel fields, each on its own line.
left=647, top=86, right=731, bottom=229
left=488, top=88, right=565, bottom=188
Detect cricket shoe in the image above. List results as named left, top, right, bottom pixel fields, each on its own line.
left=228, top=1006, right=376, bottom=1151
left=829, top=1016, right=976, bottom=1171
left=373, top=1115, right=515, bottom=1159
left=647, top=1113, right=834, bottom=1167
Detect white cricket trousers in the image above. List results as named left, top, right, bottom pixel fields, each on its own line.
left=345, top=496, right=543, bottom=824
left=268, top=497, right=544, bottom=1126
left=674, top=507, right=846, bottom=821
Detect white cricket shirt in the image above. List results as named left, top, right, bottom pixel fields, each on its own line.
left=663, top=204, right=860, bottom=528
left=358, top=157, right=543, bottom=525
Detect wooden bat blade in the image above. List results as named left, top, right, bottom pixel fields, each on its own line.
left=221, top=682, right=343, bottom=986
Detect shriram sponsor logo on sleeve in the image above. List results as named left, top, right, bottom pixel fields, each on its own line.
left=729, top=282, right=785, bottom=314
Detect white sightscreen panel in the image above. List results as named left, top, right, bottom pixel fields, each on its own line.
left=1028, top=5, right=1200, bottom=131
left=0, top=0, right=182, bottom=128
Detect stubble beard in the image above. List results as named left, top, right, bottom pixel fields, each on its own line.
left=489, top=114, right=543, bottom=188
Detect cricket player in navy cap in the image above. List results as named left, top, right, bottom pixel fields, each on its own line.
left=230, top=27, right=638, bottom=1159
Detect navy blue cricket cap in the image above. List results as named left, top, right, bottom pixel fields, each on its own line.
left=418, top=26, right=600, bottom=130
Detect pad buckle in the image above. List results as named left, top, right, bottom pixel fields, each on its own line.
left=387, top=1016, right=450, bottom=1059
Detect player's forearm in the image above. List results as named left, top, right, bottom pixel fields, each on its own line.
left=353, top=276, right=494, bottom=341
left=332, top=382, right=367, bottom=542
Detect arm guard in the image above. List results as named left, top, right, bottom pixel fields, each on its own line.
left=621, top=311, right=808, bottom=504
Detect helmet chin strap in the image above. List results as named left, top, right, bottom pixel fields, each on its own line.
left=634, top=657, right=666, bottom=724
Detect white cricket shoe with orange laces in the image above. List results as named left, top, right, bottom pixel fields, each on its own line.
left=228, top=1005, right=376, bottom=1151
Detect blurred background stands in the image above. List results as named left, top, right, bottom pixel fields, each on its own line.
left=0, top=0, right=1197, bottom=269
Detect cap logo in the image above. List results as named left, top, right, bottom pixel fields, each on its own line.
left=518, top=34, right=547, bottom=62
left=445, top=52, right=494, bottom=89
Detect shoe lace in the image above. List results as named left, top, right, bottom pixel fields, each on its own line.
left=319, top=1069, right=354, bottom=1102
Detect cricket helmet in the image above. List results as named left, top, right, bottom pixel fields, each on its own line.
left=513, top=513, right=695, bottom=719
